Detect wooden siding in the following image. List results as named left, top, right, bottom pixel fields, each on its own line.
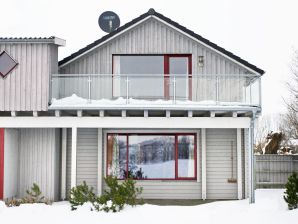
left=18, top=128, right=60, bottom=200
left=66, top=128, right=98, bottom=196
left=59, top=18, right=252, bottom=102
left=206, top=129, right=238, bottom=199
left=0, top=43, right=58, bottom=111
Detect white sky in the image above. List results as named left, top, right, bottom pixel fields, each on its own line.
left=1, top=0, right=298, bottom=115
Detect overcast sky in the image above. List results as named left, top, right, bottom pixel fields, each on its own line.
left=2, top=0, right=298, bottom=115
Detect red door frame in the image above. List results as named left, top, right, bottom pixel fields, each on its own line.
left=164, top=54, right=192, bottom=100
left=0, top=128, right=4, bottom=200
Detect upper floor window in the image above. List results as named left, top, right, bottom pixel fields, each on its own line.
left=112, top=55, right=192, bottom=100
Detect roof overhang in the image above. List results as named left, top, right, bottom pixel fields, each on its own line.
left=0, top=36, right=66, bottom=46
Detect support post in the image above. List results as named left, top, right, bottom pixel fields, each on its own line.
left=201, top=128, right=207, bottom=200
left=249, top=114, right=255, bottom=203
left=71, top=127, right=77, bottom=189
left=97, top=128, right=103, bottom=196
left=237, top=128, right=243, bottom=199
left=61, top=128, right=67, bottom=200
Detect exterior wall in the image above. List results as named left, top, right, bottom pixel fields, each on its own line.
left=19, top=128, right=60, bottom=200
left=59, top=18, right=252, bottom=102
left=4, top=129, right=19, bottom=199
left=66, top=128, right=98, bottom=196
left=0, top=43, right=59, bottom=111
left=206, top=129, right=237, bottom=199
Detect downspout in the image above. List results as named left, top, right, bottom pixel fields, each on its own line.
left=249, top=111, right=256, bottom=203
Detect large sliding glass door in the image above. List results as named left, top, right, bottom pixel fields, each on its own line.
left=113, top=55, right=192, bottom=101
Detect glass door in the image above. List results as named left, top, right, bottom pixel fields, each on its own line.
left=165, top=55, right=192, bottom=101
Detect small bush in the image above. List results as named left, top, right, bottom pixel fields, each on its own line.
left=69, top=181, right=96, bottom=210
left=69, top=177, right=143, bottom=212
left=93, top=176, right=142, bottom=212
left=284, top=172, right=298, bottom=210
left=5, top=183, right=51, bottom=207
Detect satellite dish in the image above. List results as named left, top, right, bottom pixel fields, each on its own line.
left=98, top=11, right=120, bottom=33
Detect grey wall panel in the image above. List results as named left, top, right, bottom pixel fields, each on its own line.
left=60, top=18, right=253, bottom=102
left=0, top=43, right=58, bottom=111
left=66, top=128, right=98, bottom=197
left=18, top=128, right=60, bottom=201
left=206, top=129, right=237, bottom=199
left=76, top=128, right=98, bottom=193
left=4, top=129, right=19, bottom=199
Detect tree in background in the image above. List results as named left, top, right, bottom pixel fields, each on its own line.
left=285, top=51, right=298, bottom=139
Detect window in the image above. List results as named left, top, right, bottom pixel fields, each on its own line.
left=112, top=55, right=192, bottom=100
left=107, top=133, right=196, bottom=180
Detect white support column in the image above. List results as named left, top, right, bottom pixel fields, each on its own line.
left=237, top=128, right=243, bottom=200
left=61, top=128, right=67, bottom=200
left=71, top=127, right=77, bottom=189
left=201, top=128, right=207, bottom=200
left=97, top=128, right=103, bottom=196
left=249, top=117, right=255, bottom=203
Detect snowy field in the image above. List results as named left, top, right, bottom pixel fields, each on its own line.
left=0, top=189, right=297, bottom=224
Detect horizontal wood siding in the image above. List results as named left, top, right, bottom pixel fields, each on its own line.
left=206, top=129, right=237, bottom=199
left=66, top=128, right=98, bottom=196
left=0, top=43, right=58, bottom=111
left=18, top=128, right=60, bottom=200
left=60, top=18, right=251, bottom=102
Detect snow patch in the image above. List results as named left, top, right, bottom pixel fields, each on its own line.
left=50, top=94, right=251, bottom=108
left=0, top=189, right=297, bottom=224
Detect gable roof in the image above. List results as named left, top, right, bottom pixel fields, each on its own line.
left=59, top=8, right=264, bottom=75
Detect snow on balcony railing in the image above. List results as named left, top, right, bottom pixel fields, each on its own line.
left=50, top=74, right=261, bottom=108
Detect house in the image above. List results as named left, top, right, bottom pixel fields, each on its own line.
left=0, top=9, right=264, bottom=203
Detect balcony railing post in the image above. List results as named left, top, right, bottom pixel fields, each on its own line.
left=88, top=75, right=92, bottom=103
left=173, top=75, right=176, bottom=104
left=249, top=80, right=252, bottom=105
left=258, top=77, right=262, bottom=107
left=215, top=75, right=219, bottom=105
left=126, top=75, right=129, bottom=104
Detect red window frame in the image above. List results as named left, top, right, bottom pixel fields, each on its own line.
left=112, top=54, right=192, bottom=100
left=106, top=133, right=197, bottom=181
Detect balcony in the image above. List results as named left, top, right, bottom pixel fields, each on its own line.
left=50, top=74, right=261, bottom=111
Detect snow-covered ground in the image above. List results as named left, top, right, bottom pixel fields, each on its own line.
left=0, top=189, right=297, bottom=224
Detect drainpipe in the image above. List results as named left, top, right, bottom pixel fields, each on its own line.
left=249, top=111, right=256, bottom=203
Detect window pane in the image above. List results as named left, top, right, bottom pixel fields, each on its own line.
left=113, top=56, right=164, bottom=99
left=169, top=57, right=189, bottom=100
left=107, top=134, right=127, bottom=178
left=178, top=135, right=195, bottom=178
left=119, top=56, right=164, bottom=74
left=128, top=135, right=175, bottom=179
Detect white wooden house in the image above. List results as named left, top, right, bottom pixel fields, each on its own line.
left=0, top=9, right=264, bottom=202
